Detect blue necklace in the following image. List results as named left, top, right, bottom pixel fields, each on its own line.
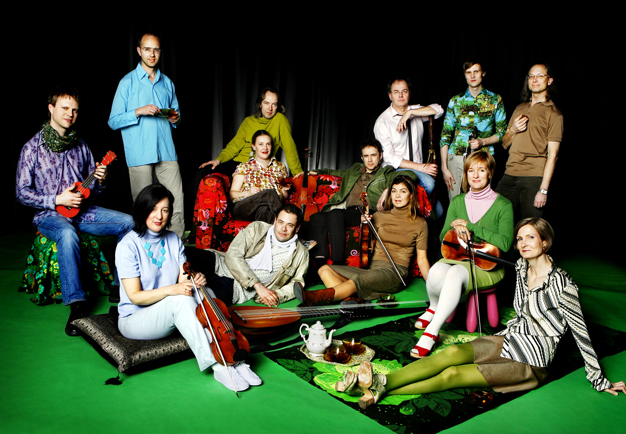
left=143, top=232, right=167, bottom=268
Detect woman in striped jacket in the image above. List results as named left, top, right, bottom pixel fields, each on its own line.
left=335, top=218, right=625, bottom=409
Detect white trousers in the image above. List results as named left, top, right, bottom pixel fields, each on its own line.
left=118, top=295, right=216, bottom=371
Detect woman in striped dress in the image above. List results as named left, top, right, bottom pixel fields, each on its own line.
left=335, top=218, right=625, bottom=409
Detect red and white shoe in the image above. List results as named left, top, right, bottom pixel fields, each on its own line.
left=409, top=332, right=439, bottom=359
left=414, top=308, right=435, bottom=330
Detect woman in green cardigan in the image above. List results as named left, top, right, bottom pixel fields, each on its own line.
left=411, top=151, right=513, bottom=358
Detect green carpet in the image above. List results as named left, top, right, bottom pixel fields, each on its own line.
left=1, top=230, right=625, bottom=434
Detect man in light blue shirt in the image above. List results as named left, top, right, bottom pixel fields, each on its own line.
left=109, top=32, right=185, bottom=238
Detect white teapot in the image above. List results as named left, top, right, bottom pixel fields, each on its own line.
left=299, top=321, right=336, bottom=356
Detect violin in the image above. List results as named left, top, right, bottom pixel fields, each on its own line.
left=183, top=262, right=250, bottom=366
left=292, top=148, right=319, bottom=221
left=441, top=229, right=508, bottom=271
left=425, top=115, right=437, bottom=170
left=359, top=193, right=372, bottom=269
left=357, top=206, right=407, bottom=287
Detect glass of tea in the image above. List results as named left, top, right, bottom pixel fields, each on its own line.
left=324, top=345, right=351, bottom=363
left=342, top=337, right=365, bottom=355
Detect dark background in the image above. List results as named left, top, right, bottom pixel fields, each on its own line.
left=6, top=19, right=614, bottom=258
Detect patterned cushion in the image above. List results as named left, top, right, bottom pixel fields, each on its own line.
left=19, top=232, right=114, bottom=305
left=73, top=313, right=191, bottom=373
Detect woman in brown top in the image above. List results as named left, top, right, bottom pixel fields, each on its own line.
left=295, top=175, right=430, bottom=305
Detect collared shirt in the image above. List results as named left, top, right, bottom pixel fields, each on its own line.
left=214, top=236, right=291, bottom=304
left=505, top=100, right=563, bottom=177
left=16, top=130, right=103, bottom=226
left=439, top=88, right=507, bottom=156
left=374, top=103, right=444, bottom=169
left=497, top=257, right=611, bottom=392
left=108, top=63, right=180, bottom=167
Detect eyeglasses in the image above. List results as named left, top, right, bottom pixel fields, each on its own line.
left=527, top=73, right=548, bottom=80
left=141, top=47, right=161, bottom=54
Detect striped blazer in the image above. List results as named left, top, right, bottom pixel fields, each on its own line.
left=497, top=257, right=612, bottom=392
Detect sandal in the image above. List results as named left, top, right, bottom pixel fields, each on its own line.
left=356, top=361, right=373, bottom=389
left=409, top=332, right=439, bottom=359
left=335, top=370, right=361, bottom=396
left=358, top=374, right=387, bottom=409
left=414, top=308, right=435, bottom=329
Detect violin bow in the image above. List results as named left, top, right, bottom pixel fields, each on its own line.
left=189, top=274, right=241, bottom=397
left=465, top=239, right=483, bottom=337
left=358, top=207, right=406, bottom=287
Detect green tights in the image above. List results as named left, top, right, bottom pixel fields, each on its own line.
left=386, top=343, right=489, bottom=396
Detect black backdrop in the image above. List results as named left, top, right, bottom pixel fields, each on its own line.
left=6, top=20, right=615, bottom=258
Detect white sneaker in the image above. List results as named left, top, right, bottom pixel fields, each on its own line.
left=235, top=363, right=263, bottom=386
left=213, top=364, right=249, bottom=391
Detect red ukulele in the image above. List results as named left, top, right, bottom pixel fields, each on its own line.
left=56, top=151, right=117, bottom=218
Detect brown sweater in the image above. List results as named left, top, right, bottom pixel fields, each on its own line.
left=371, top=205, right=428, bottom=268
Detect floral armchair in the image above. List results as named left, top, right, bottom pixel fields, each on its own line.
left=192, top=173, right=432, bottom=277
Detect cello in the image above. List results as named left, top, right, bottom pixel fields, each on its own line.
left=292, top=148, right=319, bottom=221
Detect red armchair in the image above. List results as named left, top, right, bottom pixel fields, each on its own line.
left=193, top=173, right=431, bottom=277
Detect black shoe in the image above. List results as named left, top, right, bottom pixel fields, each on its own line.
left=65, top=302, right=86, bottom=337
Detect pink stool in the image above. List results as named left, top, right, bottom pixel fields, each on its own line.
left=446, top=287, right=499, bottom=333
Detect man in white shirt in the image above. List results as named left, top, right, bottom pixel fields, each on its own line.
left=374, top=78, right=444, bottom=199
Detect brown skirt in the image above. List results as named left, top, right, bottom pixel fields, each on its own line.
left=328, top=260, right=408, bottom=300
left=471, top=335, right=549, bottom=393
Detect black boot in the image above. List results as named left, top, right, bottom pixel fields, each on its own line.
left=108, top=285, right=121, bottom=304
left=65, top=302, right=86, bottom=337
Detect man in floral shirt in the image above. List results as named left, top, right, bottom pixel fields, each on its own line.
left=440, top=61, right=507, bottom=201
left=16, top=87, right=134, bottom=336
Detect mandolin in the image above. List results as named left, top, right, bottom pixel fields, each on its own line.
left=56, top=151, right=117, bottom=218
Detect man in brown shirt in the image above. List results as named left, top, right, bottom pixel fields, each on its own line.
left=496, top=64, right=563, bottom=219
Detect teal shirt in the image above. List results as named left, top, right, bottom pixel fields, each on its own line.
left=108, top=63, right=180, bottom=167
left=440, top=88, right=507, bottom=156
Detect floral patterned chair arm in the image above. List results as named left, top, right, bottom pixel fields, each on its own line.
left=193, top=173, right=231, bottom=249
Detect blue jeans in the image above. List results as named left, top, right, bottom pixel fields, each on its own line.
left=37, top=207, right=134, bottom=305
left=400, top=169, right=443, bottom=219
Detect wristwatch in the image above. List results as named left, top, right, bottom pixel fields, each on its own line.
left=539, top=189, right=548, bottom=195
